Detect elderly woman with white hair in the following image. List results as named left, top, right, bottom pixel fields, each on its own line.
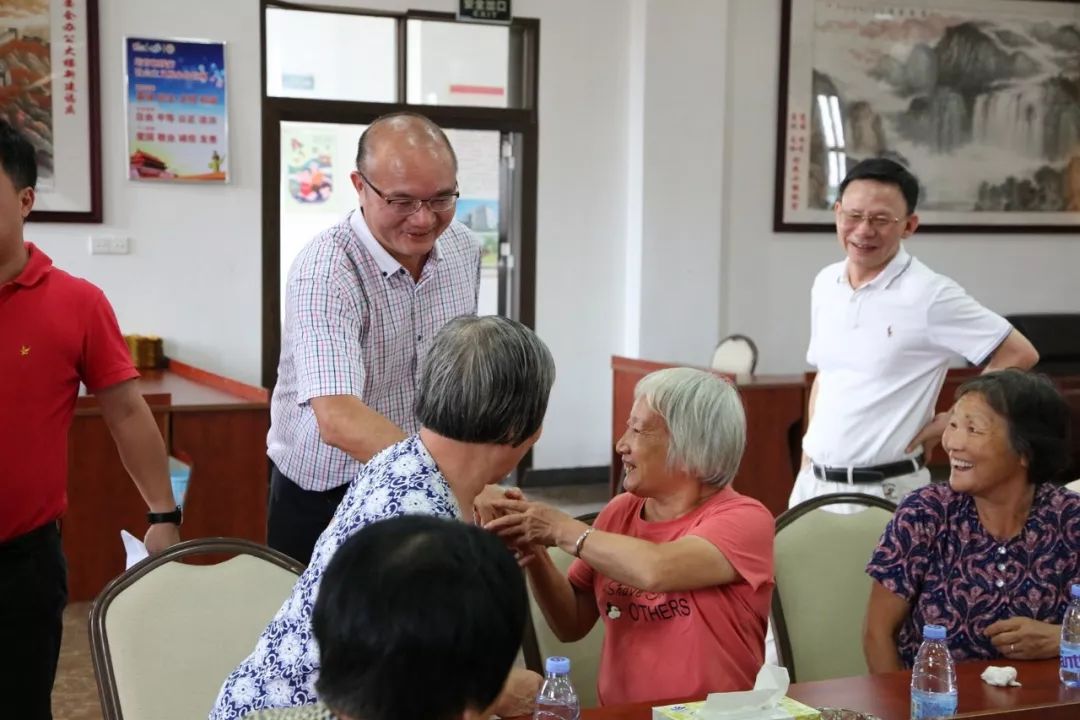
left=487, top=368, right=775, bottom=706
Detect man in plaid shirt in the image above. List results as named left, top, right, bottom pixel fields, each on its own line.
left=266, top=112, right=481, bottom=564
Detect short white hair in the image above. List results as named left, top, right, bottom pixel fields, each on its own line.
left=633, top=367, right=746, bottom=488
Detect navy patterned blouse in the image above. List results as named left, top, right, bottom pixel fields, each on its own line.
left=867, top=482, right=1080, bottom=667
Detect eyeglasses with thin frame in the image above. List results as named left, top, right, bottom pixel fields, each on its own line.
left=836, top=205, right=906, bottom=230
left=357, top=171, right=460, bottom=216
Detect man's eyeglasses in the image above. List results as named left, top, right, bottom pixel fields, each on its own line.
left=358, top=171, right=459, bottom=216
left=837, top=206, right=905, bottom=230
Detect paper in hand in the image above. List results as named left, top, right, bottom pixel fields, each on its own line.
left=121, top=529, right=149, bottom=570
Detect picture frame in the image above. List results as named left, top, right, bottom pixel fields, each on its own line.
left=0, top=0, right=102, bottom=222
left=775, top=0, right=1080, bottom=233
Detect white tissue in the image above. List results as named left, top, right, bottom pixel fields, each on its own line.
left=981, top=666, right=1021, bottom=687
left=121, top=529, right=149, bottom=570
left=700, top=665, right=789, bottom=716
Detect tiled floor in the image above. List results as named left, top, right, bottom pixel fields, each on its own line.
left=51, top=483, right=611, bottom=719
left=54, top=602, right=102, bottom=720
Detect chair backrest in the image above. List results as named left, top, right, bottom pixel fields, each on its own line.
left=772, top=493, right=896, bottom=683
left=89, top=538, right=305, bottom=720
left=521, top=513, right=603, bottom=709
left=710, top=334, right=758, bottom=378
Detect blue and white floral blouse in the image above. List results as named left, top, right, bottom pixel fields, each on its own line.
left=210, top=435, right=463, bottom=719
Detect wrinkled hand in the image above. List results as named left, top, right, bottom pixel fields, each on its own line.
left=484, top=499, right=584, bottom=553
left=144, top=522, right=181, bottom=555
left=906, top=412, right=949, bottom=455
left=491, top=667, right=542, bottom=718
left=474, top=484, right=525, bottom=526
left=985, top=617, right=1060, bottom=660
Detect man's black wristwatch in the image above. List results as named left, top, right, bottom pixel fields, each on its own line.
left=147, top=506, right=183, bottom=526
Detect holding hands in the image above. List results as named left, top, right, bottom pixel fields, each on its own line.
left=483, top=497, right=591, bottom=559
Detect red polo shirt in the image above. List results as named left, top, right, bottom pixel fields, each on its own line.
left=0, top=243, right=138, bottom=542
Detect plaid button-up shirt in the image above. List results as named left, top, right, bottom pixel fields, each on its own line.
left=267, top=210, right=480, bottom=491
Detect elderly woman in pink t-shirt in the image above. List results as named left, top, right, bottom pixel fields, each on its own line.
left=486, top=367, right=775, bottom=707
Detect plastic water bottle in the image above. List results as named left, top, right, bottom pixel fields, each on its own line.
left=533, top=656, right=580, bottom=720
left=1061, top=583, right=1080, bottom=688
left=910, top=624, right=957, bottom=720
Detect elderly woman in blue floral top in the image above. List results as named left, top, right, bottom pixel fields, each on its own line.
left=864, top=370, right=1080, bottom=672
left=210, top=315, right=555, bottom=719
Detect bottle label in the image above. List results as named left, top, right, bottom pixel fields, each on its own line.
left=1062, top=641, right=1080, bottom=671
left=911, top=689, right=958, bottom=719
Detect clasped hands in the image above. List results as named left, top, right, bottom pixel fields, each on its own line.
left=473, top=485, right=589, bottom=564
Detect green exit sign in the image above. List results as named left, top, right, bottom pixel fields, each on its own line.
left=459, top=0, right=511, bottom=24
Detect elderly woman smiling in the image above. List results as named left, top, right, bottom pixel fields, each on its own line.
left=864, top=370, right=1080, bottom=672
left=487, top=368, right=775, bottom=706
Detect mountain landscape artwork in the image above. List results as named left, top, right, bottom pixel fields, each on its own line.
left=778, top=0, right=1080, bottom=231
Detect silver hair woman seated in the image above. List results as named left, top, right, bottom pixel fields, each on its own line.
left=212, top=315, right=555, bottom=720
left=487, top=367, right=775, bottom=706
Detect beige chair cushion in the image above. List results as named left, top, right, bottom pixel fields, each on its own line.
left=774, top=505, right=893, bottom=682
left=528, top=547, right=604, bottom=708
left=104, top=555, right=300, bottom=720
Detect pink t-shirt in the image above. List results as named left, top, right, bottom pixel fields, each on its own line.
left=567, top=486, right=774, bottom=706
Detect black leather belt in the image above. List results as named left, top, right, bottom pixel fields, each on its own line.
left=812, top=453, right=925, bottom=484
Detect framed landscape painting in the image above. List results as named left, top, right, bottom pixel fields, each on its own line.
left=775, top=0, right=1080, bottom=233
left=0, top=0, right=101, bottom=222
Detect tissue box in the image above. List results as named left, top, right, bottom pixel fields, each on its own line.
left=652, top=697, right=821, bottom=720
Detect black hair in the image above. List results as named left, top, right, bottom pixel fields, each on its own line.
left=955, top=369, right=1071, bottom=485
left=0, top=119, right=38, bottom=190
left=312, top=515, right=527, bottom=720
left=838, top=157, right=918, bottom=214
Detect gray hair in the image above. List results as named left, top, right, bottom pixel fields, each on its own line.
left=633, top=368, right=746, bottom=488
left=415, top=315, right=555, bottom=446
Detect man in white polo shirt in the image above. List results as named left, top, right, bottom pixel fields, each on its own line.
left=791, top=158, right=1039, bottom=510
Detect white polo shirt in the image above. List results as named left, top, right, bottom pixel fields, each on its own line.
left=802, top=247, right=1010, bottom=467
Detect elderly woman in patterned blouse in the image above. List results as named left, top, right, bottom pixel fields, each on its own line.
left=210, top=315, right=555, bottom=720
left=242, top=515, right=528, bottom=720
left=864, top=369, right=1080, bottom=671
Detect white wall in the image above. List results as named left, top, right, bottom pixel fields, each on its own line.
left=25, top=0, right=1077, bottom=472
left=636, top=0, right=728, bottom=364
left=28, top=0, right=263, bottom=384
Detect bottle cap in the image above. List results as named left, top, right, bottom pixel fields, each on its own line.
left=545, top=656, right=571, bottom=674
left=1071, top=583, right=1080, bottom=599
left=923, top=624, right=946, bottom=641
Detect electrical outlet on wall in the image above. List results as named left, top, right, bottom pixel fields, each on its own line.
left=88, top=236, right=131, bottom=255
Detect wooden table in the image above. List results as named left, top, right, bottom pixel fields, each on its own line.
left=65, top=359, right=270, bottom=601
left=581, top=659, right=1080, bottom=719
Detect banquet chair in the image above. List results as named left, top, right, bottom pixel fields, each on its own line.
left=772, top=493, right=896, bottom=683
left=89, top=537, right=304, bottom=720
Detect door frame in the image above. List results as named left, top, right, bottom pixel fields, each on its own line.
left=259, top=0, right=540, bottom=389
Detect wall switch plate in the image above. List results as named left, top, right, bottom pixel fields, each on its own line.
left=89, top=236, right=130, bottom=255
